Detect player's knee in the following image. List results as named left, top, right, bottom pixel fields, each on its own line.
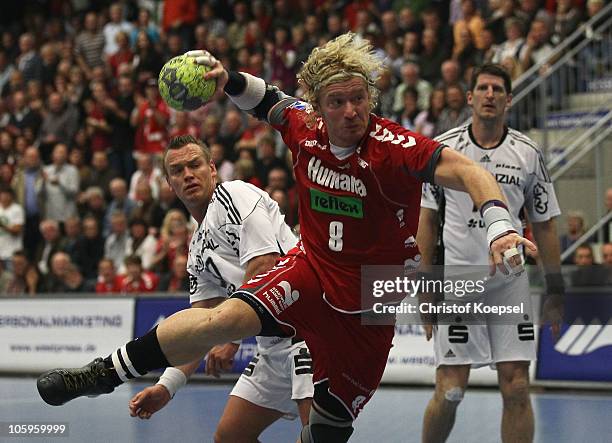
left=300, top=402, right=354, bottom=443
left=500, top=376, right=530, bottom=406
left=444, top=386, right=464, bottom=404
left=435, top=386, right=464, bottom=409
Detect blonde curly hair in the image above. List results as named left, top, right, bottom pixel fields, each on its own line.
left=297, top=33, right=382, bottom=112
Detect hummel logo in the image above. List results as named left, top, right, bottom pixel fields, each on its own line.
left=480, top=155, right=491, bottom=162
left=445, top=349, right=456, bottom=358
left=338, top=163, right=350, bottom=170
left=554, top=320, right=612, bottom=355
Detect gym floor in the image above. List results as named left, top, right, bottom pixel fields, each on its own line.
left=2, top=377, right=611, bottom=442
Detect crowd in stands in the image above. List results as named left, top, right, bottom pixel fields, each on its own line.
left=0, top=0, right=607, bottom=295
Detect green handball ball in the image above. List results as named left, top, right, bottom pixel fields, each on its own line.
left=158, top=55, right=216, bottom=111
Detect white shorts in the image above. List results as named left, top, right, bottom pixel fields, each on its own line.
left=230, top=340, right=314, bottom=419
left=434, top=274, right=536, bottom=368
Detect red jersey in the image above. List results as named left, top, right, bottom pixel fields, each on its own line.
left=134, top=99, right=170, bottom=154
left=271, top=102, right=443, bottom=312
left=117, top=271, right=159, bottom=293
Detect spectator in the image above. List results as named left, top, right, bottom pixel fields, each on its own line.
left=419, top=28, right=449, bottom=84
left=435, top=84, right=471, bottom=135
left=82, top=151, right=118, bottom=201
left=492, top=18, right=526, bottom=64
left=95, top=258, right=121, bottom=294
left=128, top=153, right=163, bottom=201
left=104, top=211, right=129, bottom=274
left=107, top=31, right=133, bottom=79
left=560, top=210, right=586, bottom=263
left=158, top=180, right=188, bottom=217
left=395, top=87, right=420, bottom=132
left=69, top=149, right=93, bottom=192
left=0, top=50, right=16, bottom=95
left=42, top=251, right=72, bottom=293
left=131, top=78, right=170, bottom=155
left=227, top=1, right=250, bottom=50
left=12, top=146, right=45, bottom=258
left=17, top=33, right=43, bottom=83
left=3, top=250, right=40, bottom=295
left=200, top=114, right=222, bottom=148
left=210, top=142, right=234, bottom=183
left=487, top=0, right=523, bottom=44
left=130, top=8, right=160, bottom=47
left=255, top=135, right=286, bottom=187
left=39, top=44, right=59, bottom=90
left=234, top=157, right=263, bottom=189
left=0, top=186, right=24, bottom=269
left=103, top=3, right=135, bottom=58
left=219, top=109, right=245, bottom=161
left=453, top=0, right=486, bottom=50
left=80, top=187, right=107, bottom=229
left=421, top=7, right=453, bottom=57
left=72, top=216, right=105, bottom=281
left=75, top=11, right=105, bottom=77
left=551, top=0, right=582, bottom=45
left=570, top=244, right=608, bottom=287
left=415, top=87, right=446, bottom=139
left=43, top=143, right=79, bottom=223
left=158, top=253, right=189, bottom=292
left=125, top=216, right=157, bottom=270
left=437, top=59, right=467, bottom=91
left=602, top=243, right=612, bottom=266
left=35, top=219, right=65, bottom=276
left=519, top=18, right=554, bottom=71
left=85, top=81, right=113, bottom=152
left=393, top=62, right=432, bottom=115
left=7, top=90, right=42, bottom=139
left=161, top=0, right=198, bottom=51
left=198, top=3, right=227, bottom=39
left=62, top=215, right=81, bottom=264
left=117, top=255, right=158, bottom=293
left=151, top=209, right=190, bottom=274
left=38, top=92, right=79, bottom=160
left=107, top=75, right=136, bottom=180
left=169, top=111, right=199, bottom=139
left=104, top=178, right=136, bottom=237
left=131, top=182, right=165, bottom=232
left=132, top=31, right=164, bottom=84
left=269, top=25, right=297, bottom=93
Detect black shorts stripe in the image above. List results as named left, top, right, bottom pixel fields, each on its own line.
left=230, top=290, right=288, bottom=337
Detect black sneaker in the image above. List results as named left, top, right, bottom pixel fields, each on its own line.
left=37, top=358, right=116, bottom=406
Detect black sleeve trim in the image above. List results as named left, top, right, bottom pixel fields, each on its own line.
left=419, top=144, right=445, bottom=184
left=224, top=71, right=247, bottom=96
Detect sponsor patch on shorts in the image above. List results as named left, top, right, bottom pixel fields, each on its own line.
left=310, top=188, right=363, bottom=219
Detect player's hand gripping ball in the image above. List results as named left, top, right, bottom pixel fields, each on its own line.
left=158, top=53, right=216, bottom=111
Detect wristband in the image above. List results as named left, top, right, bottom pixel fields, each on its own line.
left=545, top=273, right=565, bottom=295
left=481, top=200, right=516, bottom=246
left=231, top=339, right=242, bottom=345
left=225, top=72, right=266, bottom=110
left=157, top=367, right=187, bottom=398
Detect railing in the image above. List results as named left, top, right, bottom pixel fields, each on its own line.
left=508, top=3, right=612, bottom=154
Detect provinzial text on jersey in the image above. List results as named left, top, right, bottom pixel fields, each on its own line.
left=307, top=157, right=367, bottom=197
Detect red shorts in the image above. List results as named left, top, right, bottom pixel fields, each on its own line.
left=235, top=247, right=394, bottom=419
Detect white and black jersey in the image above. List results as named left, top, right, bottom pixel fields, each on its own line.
left=187, top=180, right=297, bottom=353
left=422, top=124, right=561, bottom=266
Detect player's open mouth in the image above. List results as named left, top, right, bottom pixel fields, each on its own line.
left=184, top=184, right=200, bottom=192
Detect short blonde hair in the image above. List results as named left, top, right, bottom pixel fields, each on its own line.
left=297, top=33, right=382, bottom=112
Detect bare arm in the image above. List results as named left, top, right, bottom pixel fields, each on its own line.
left=434, top=148, right=505, bottom=208
left=242, top=252, right=279, bottom=284
left=530, top=218, right=561, bottom=274
left=416, top=208, right=439, bottom=270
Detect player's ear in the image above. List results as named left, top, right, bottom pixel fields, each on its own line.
left=505, top=93, right=512, bottom=110
left=209, top=159, right=217, bottom=178
left=466, top=90, right=473, bottom=106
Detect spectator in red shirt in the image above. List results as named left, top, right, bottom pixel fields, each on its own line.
left=118, top=255, right=158, bottom=293
left=107, top=31, right=133, bottom=79
left=131, top=79, right=170, bottom=155
left=169, top=111, right=199, bottom=139
left=95, top=258, right=121, bottom=294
